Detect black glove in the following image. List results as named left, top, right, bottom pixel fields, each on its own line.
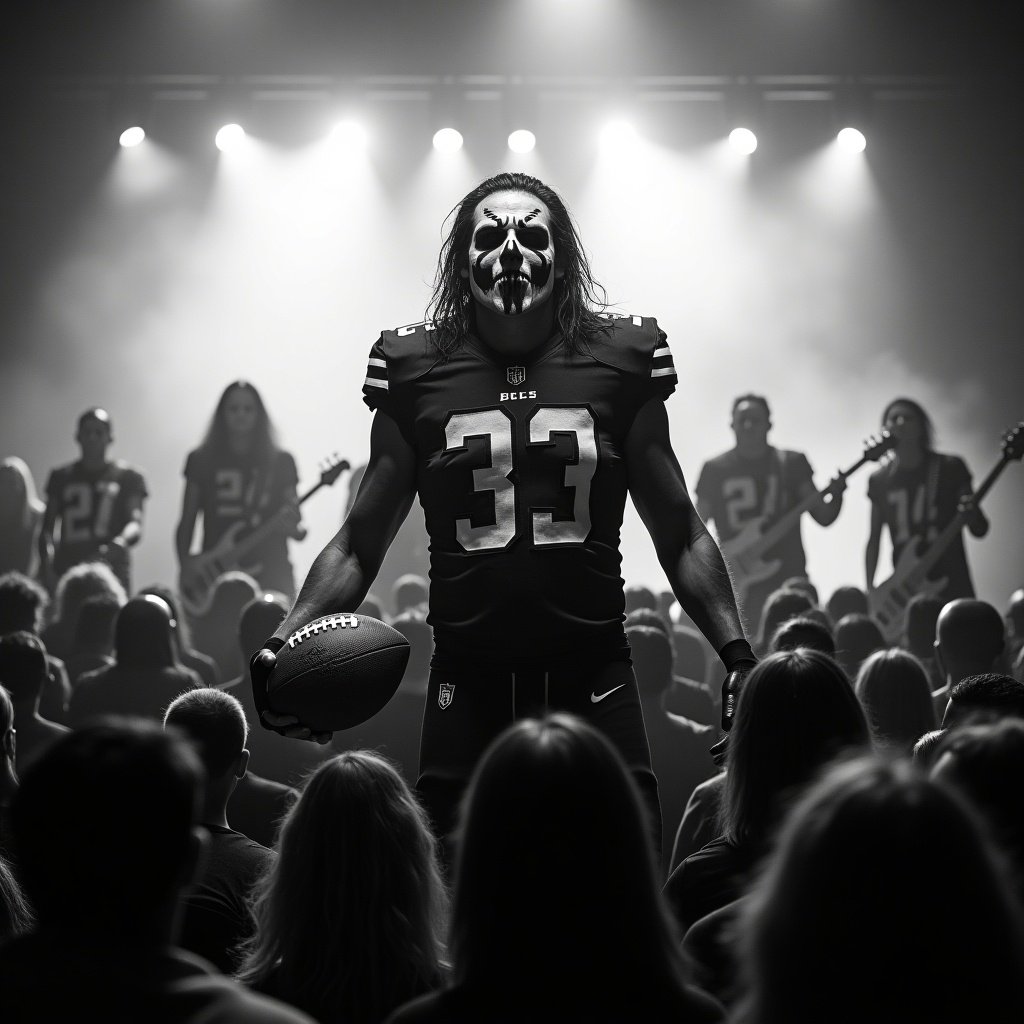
left=718, top=638, right=758, bottom=734
left=250, top=636, right=286, bottom=734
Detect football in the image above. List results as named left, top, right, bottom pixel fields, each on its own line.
left=268, top=613, right=411, bottom=732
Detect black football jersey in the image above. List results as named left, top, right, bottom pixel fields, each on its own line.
left=362, top=315, right=677, bottom=660
left=44, top=460, right=148, bottom=575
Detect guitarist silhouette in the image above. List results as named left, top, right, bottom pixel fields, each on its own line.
left=695, top=394, right=846, bottom=634
left=865, top=398, right=989, bottom=621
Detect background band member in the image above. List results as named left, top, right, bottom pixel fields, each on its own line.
left=695, top=394, right=844, bottom=635
left=38, top=408, right=147, bottom=594
left=866, top=396, right=987, bottom=601
left=176, top=381, right=304, bottom=604
left=251, top=171, right=755, bottom=854
left=0, top=457, right=45, bottom=579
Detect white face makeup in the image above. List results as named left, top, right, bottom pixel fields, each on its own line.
left=468, top=191, right=556, bottom=317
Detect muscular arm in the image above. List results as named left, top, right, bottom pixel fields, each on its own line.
left=37, top=498, right=59, bottom=581
left=626, top=399, right=746, bottom=650
left=865, top=501, right=885, bottom=590
left=269, top=410, right=417, bottom=644
left=175, top=481, right=202, bottom=567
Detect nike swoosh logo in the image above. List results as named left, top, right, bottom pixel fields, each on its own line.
left=590, top=684, right=626, bottom=704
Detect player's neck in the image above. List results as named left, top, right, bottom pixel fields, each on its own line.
left=895, top=443, right=926, bottom=469
left=79, top=453, right=109, bottom=471
left=227, top=434, right=253, bottom=455
left=736, top=439, right=770, bottom=460
left=473, top=297, right=557, bottom=357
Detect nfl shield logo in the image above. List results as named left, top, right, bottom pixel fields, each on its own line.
left=438, top=682, right=455, bottom=710
left=506, top=366, right=526, bottom=386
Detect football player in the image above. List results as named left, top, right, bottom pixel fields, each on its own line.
left=38, top=408, right=147, bottom=594
left=251, top=172, right=756, bottom=849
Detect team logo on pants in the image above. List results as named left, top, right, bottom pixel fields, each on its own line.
left=438, top=682, right=455, bottom=710
left=506, top=366, right=526, bottom=386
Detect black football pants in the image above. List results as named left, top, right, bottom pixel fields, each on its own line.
left=416, top=657, right=662, bottom=867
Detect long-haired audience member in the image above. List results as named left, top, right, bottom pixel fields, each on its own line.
left=40, top=560, right=126, bottom=662
left=389, top=714, right=723, bottom=1024
left=824, top=584, right=868, bottom=625
left=0, top=457, right=45, bottom=578
left=833, top=612, right=885, bottom=680
left=139, top=584, right=220, bottom=687
left=931, top=719, right=1024, bottom=902
left=0, top=633, right=69, bottom=775
left=767, top=615, right=836, bottom=657
left=238, top=751, right=448, bottom=1024
left=734, top=758, right=1024, bottom=1024
left=0, top=571, right=71, bottom=723
left=755, top=588, right=813, bottom=656
left=68, top=594, right=202, bottom=726
left=854, top=648, right=937, bottom=755
left=164, top=688, right=274, bottom=972
left=1, top=721, right=312, bottom=1023
left=0, top=853, right=32, bottom=939
left=664, top=649, right=870, bottom=933
left=64, top=593, right=119, bottom=686
left=0, top=685, right=17, bottom=853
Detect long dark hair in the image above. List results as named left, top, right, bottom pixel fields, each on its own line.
left=722, top=649, right=870, bottom=846
left=427, top=172, right=610, bottom=357
left=450, top=714, right=694, bottom=1012
left=736, top=758, right=1024, bottom=1024
left=882, top=396, right=935, bottom=452
left=200, top=381, right=278, bottom=463
left=236, top=751, right=448, bottom=1024
left=114, top=595, right=178, bottom=670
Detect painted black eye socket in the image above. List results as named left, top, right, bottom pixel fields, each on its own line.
left=517, top=226, right=549, bottom=251
left=473, top=226, right=505, bottom=251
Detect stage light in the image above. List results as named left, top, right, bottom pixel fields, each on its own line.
left=119, top=126, right=145, bottom=148
left=507, top=129, right=536, bottom=153
left=329, top=119, right=368, bottom=151
left=215, top=123, right=246, bottom=152
left=837, top=127, right=867, bottom=153
left=599, top=120, right=637, bottom=148
left=728, top=128, right=758, bottom=155
left=432, top=128, right=464, bottom=153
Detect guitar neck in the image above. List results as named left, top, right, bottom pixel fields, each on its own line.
left=904, top=453, right=1010, bottom=587
left=743, top=451, right=871, bottom=560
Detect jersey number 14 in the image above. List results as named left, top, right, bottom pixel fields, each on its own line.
left=444, top=406, right=597, bottom=552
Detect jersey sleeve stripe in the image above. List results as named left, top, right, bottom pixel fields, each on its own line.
left=651, top=367, right=676, bottom=378
left=367, top=358, right=387, bottom=368
left=653, top=345, right=672, bottom=358
left=363, top=377, right=389, bottom=390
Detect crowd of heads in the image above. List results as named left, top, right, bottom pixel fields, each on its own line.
left=1, top=537, right=1024, bottom=1020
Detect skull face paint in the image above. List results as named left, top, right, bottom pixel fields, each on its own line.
left=468, top=191, right=555, bottom=316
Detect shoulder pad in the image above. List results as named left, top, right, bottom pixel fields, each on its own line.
left=378, top=321, right=442, bottom=385
left=583, top=314, right=665, bottom=377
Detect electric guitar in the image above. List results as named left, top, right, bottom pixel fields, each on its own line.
left=179, top=453, right=350, bottom=617
left=722, top=433, right=896, bottom=604
left=870, top=422, right=1024, bottom=642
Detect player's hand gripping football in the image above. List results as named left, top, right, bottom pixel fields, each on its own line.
left=249, top=645, right=334, bottom=745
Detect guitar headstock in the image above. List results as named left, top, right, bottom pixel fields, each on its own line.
left=319, top=453, right=351, bottom=487
left=863, top=431, right=897, bottom=462
left=1002, top=422, right=1024, bottom=462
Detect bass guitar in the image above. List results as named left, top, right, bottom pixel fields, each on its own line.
left=179, top=453, right=350, bottom=617
left=722, top=433, right=896, bottom=604
left=870, top=422, right=1023, bottom=642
